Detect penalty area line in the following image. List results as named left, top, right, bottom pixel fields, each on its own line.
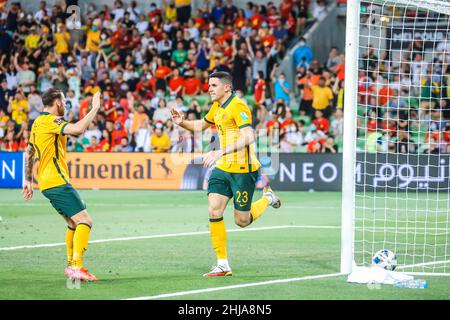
left=124, top=272, right=344, bottom=300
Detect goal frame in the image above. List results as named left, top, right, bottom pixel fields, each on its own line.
left=340, top=0, right=450, bottom=276
left=340, top=0, right=359, bottom=275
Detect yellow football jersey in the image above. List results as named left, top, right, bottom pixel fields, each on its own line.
left=204, top=93, right=261, bottom=173
left=29, top=112, right=70, bottom=191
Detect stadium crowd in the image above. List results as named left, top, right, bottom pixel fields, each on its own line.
left=0, top=0, right=447, bottom=154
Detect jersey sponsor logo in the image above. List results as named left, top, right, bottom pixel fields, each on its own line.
left=54, top=118, right=64, bottom=125
left=240, top=112, right=249, bottom=121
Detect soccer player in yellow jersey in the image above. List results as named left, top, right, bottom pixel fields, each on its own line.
left=22, top=88, right=103, bottom=281
left=171, top=71, right=281, bottom=277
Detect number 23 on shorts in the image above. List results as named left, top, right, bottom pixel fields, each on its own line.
left=236, top=191, right=248, bottom=207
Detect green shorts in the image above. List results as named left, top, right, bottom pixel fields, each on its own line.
left=207, top=167, right=259, bottom=211
left=42, top=184, right=86, bottom=218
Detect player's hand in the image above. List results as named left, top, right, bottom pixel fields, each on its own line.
left=170, top=108, right=184, bottom=125
left=92, top=91, right=102, bottom=111
left=22, top=180, right=33, bottom=201
left=202, top=150, right=224, bottom=168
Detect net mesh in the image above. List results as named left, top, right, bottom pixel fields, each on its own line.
left=354, top=0, right=450, bottom=273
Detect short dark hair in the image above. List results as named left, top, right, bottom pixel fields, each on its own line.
left=42, top=88, right=63, bottom=107
left=209, top=71, right=233, bottom=89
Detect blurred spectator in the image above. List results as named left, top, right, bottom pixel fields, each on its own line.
left=312, top=0, right=328, bottom=21
left=114, top=136, right=134, bottom=152
left=325, top=47, right=340, bottom=70
left=8, top=90, right=28, bottom=126
left=1, top=130, right=18, bottom=151
left=85, top=136, right=102, bottom=152
left=311, top=110, right=329, bottom=134
left=311, top=76, right=334, bottom=118
left=84, top=122, right=102, bottom=143
left=27, top=88, right=43, bottom=124
left=151, top=122, right=171, bottom=152
left=321, top=136, right=337, bottom=153
left=271, top=69, right=290, bottom=106
left=366, top=130, right=386, bottom=153
left=293, top=37, right=313, bottom=69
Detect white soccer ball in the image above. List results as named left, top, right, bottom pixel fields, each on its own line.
left=372, top=249, right=397, bottom=271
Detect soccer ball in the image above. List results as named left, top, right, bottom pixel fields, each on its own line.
left=372, top=249, right=397, bottom=271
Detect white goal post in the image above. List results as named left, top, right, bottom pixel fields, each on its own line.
left=341, top=0, right=450, bottom=275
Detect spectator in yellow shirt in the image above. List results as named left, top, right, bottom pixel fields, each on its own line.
left=311, top=76, right=334, bottom=118
left=54, top=24, right=71, bottom=56
left=85, top=22, right=101, bottom=53
left=25, top=26, right=40, bottom=53
left=151, top=122, right=171, bottom=153
left=164, top=0, right=177, bottom=21
left=8, top=91, right=29, bottom=126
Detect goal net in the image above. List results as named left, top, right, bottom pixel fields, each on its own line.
left=342, top=0, right=450, bottom=275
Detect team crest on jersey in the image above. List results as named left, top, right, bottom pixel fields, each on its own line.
left=240, top=112, right=249, bottom=121
left=54, top=118, right=64, bottom=125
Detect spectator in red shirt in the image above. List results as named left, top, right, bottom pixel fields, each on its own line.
left=378, top=78, right=393, bottom=106
left=154, top=58, right=172, bottom=92
left=168, top=68, right=184, bottom=98
left=182, top=69, right=201, bottom=96
left=147, top=2, right=162, bottom=19
left=235, top=9, right=247, bottom=29
left=254, top=71, right=266, bottom=106
left=366, top=110, right=379, bottom=133
left=311, top=110, right=330, bottom=134
left=200, top=70, right=210, bottom=93
left=249, top=5, right=263, bottom=29
left=98, top=129, right=111, bottom=152
left=111, top=121, right=128, bottom=149
left=279, top=0, right=294, bottom=20
left=266, top=113, right=280, bottom=135
left=266, top=6, right=280, bottom=28
left=2, top=131, right=19, bottom=151
left=85, top=136, right=103, bottom=152
left=18, top=129, right=29, bottom=151
left=281, top=110, right=296, bottom=132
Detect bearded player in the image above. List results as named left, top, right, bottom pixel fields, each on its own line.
left=22, top=88, right=102, bottom=281
left=171, top=71, right=281, bottom=277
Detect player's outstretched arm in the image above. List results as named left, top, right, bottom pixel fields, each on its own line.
left=170, top=108, right=211, bottom=132
left=63, top=91, right=102, bottom=136
left=22, top=144, right=35, bottom=201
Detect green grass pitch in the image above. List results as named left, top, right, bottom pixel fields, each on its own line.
left=0, top=189, right=449, bottom=300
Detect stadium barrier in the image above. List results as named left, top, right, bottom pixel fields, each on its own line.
left=1, top=152, right=449, bottom=191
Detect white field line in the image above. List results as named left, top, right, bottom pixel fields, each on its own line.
left=397, top=259, right=450, bottom=270
left=402, top=272, right=450, bottom=276
left=124, top=258, right=450, bottom=300
left=124, top=272, right=344, bottom=300
left=0, top=225, right=340, bottom=251
left=1, top=203, right=340, bottom=209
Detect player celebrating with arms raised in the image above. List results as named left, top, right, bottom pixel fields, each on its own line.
left=171, top=72, right=281, bottom=277
left=22, top=89, right=102, bottom=281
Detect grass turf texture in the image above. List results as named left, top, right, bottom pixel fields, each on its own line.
left=0, top=189, right=449, bottom=300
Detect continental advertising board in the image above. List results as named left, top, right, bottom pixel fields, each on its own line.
left=2, top=152, right=449, bottom=191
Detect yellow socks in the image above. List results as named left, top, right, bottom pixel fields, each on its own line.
left=209, top=217, right=227, bottom=261
left=250, top=197, right=270, bottom=223
left=72, top=223, right=91, bottom=268
left=65, top=227, right=75, bottom=266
